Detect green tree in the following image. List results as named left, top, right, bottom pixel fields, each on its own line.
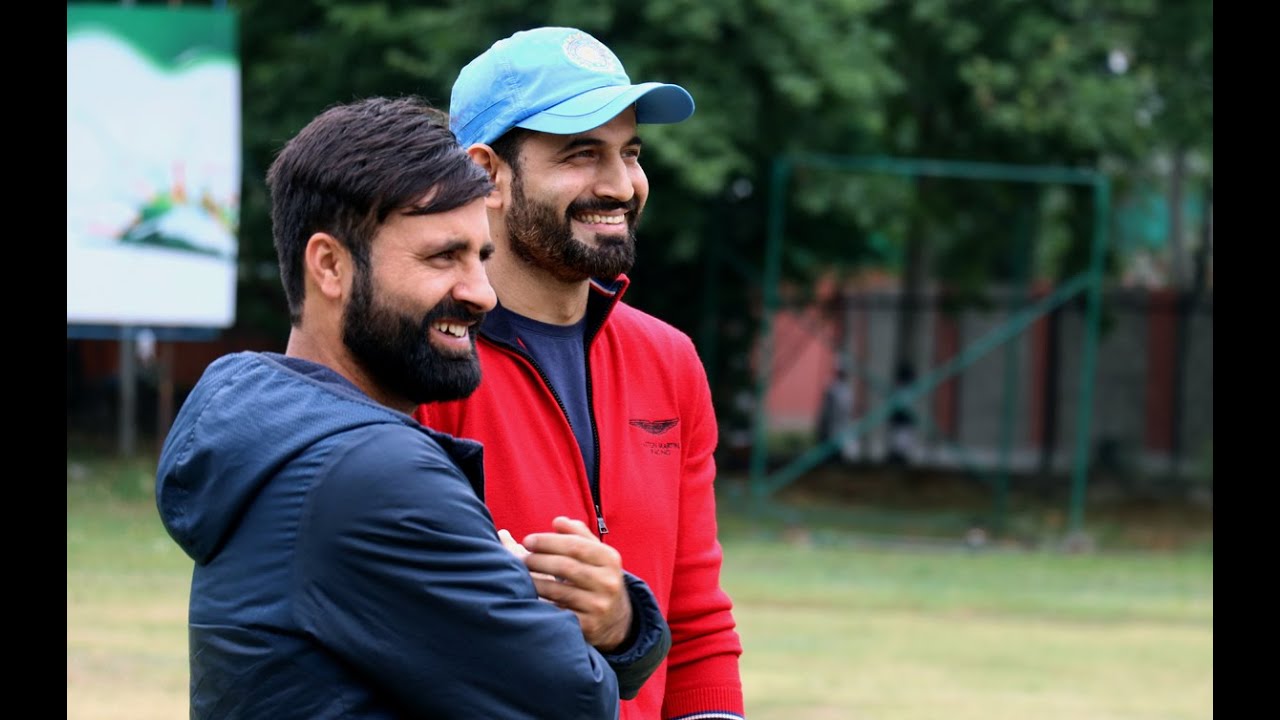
left=224, top=0, right=1209, bottom=448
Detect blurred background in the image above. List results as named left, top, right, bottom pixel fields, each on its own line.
left=67, top=1, right=1212, bottom=718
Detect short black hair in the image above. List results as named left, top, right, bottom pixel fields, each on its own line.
left=266, top=96, right=493, bottom=325
left=488, top=127, right=532, bottom=174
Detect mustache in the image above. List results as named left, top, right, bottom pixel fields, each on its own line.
left=567, top=197, right=639, bottom=216
left=421, top=296, right=487, bottom=329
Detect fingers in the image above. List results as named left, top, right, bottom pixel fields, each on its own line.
left=497, top=529, right=529, bottom=557
left=522, top=517, right=620, bottom=568
left=521, top=516, right=622, bottom=597
left=529, top=573, right=583, bottom=605
left=498, top=528, right=556, bottom=582
left=530, top=574, right=624, bottom=640
left=523, top=549, right=622, bottom=594
left=517, top=517, right=633, bottom=650
left=551, top=515, right=596, bottom=538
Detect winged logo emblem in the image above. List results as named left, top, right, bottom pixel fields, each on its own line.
left=629, top=418, right=679, bottom=435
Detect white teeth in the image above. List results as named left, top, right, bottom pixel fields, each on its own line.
left=578, top=214, right=624, bottom=225
left=433, top=323, right=467, bottom=338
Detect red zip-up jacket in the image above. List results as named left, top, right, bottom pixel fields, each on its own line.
left=416, top=275, right=744, bottom=720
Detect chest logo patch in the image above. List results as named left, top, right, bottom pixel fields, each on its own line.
left=629, top=418, right=679, bottom=435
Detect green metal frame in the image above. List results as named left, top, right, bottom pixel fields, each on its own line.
left=748, top=154, right=1110, bottom=535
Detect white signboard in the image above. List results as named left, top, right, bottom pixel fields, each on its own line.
left=67, top=6, right=240, bottom=328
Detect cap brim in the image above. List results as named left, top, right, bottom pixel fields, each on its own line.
left=516, top=82, right=695, bottom=136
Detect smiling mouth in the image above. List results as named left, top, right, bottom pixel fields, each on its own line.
left=431, top=321, right=471, bottom=339
left=574, top=213, right=626, bottom=226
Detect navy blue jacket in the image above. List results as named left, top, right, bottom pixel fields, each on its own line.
left=156, top=352, right=670, bottom=719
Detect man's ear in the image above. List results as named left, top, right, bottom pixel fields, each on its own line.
left=468, top=144, right=508, bottom=210
left=303, top=232, right=350, bottom=301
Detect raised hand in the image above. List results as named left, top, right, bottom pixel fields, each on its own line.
left=521, top=517, right=634, bottom=652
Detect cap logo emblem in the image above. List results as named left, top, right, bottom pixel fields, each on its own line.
left=562, top=31, right=622, bottom=74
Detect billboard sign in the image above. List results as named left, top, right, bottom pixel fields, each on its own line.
left=67, top=6, right=240, bottom=328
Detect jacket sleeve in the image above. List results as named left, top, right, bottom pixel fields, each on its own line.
left=294, top=425, right=620, bottom=720
left=602, top=571, right=672, bottom=700
left=662, top=344, right=746, bottom=720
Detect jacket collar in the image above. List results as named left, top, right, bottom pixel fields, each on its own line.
left=421, top=426, right=486, bottom=501
left=479, top=274, right=630, bottom=349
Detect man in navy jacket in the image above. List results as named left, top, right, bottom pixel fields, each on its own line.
left=155, top=96, right=669, bottom=719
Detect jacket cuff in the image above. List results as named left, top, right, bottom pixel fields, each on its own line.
left=663, top=684, right=746, bottom=719
left=600, top=571, right=672, bottom=700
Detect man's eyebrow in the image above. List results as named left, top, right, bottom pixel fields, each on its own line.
left=424, top=238, right=495, bottom=258
left=423, top=238, right=471, bottom=255
left=556, top=135, right=644, bottom=153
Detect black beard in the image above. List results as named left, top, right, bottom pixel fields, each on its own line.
left=342, top=267, right=485, bottom=406
left=505, top=170, right=640, bottom=283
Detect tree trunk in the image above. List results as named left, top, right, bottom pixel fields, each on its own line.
left=894, top=182, right=929, bottom=369
left=1167, top=148, right=1187, bottom=288
left=888, top=177, right=930, bottom=465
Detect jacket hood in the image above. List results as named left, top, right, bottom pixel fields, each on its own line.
left=155, top=352, right=446, bottom=564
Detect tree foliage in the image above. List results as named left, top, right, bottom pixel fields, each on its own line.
left=215, top=0, right=1209, bottom=416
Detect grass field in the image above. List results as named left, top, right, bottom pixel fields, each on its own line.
left=68, top=454, right=1211, bottom=719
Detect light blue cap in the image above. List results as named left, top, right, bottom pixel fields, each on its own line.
left=450, top=27, right=695, bottom=148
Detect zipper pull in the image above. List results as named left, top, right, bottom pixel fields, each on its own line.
left=594, top=505, right=609, bottom=536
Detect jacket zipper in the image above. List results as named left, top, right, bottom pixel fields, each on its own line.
left=497, top=341, right=609, bottom=538
left=584, top=356, right=607, bottom=536
left=583, top=307, right=609, bottom=536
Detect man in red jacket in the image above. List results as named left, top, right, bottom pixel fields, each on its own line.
left=416, top=26, right=746, bottom=720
